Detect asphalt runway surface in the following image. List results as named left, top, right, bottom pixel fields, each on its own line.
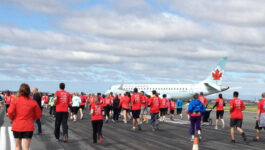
left=0, top=107, right=265, bottom=150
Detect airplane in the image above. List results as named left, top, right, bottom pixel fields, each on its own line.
left=105, top=57, right=229, bottom=99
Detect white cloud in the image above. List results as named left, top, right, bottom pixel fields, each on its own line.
left=60, top=9, right=207, bottom=40
left=158, top=0, right=265, bottom=26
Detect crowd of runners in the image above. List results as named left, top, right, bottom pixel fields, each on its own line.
left=0, top=83, right=265, bottom=150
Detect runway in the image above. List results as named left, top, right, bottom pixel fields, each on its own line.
left=0, top=107, right=264, bottom=150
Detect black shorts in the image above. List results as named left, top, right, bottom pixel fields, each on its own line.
left=255, top=120, right=265, bottom=130
left=170, top=110, right=175, bottom=114
left=160, top=108, right=167, bottom=116
left=230, top=119, right=243, bottom=128
left=216, top=111, right=224, bottom=119
left=69, top=106, right=74, bottom=113
left=177, top=108, right=182, bottom=114
left=132, top=110, right=140, bottom=119
left=13, top=131, right=33, bottom=139
left=80, top=105, right=85, bottom=110
left=72, top=107, right=79, bottom=114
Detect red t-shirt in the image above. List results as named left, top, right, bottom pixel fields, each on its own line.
left=170, top=101, right=175, bottom=110
left=103, top=97, right=111, bottom=106
left=199, top=96, right=208, bottom=106
left=8, top=96, right=42, bottom=132
left=216, top=98, right=225, bottom=111
left=131, top=93, right=141, bottom=110
left=91, top=103, right=104, bottom=121
left=159, top=98, right=168, bottom=108
left=141, top=95, right=148, bottom=107
left=230, top=98, right=245, bottom=119
left=55, top=90, right=72, bottom=112
left=5, top=95, right=13, bottom=105
left=150, top=96, right=160, bottom=113
left=257, top=99, right=265, bottom=114
left=89, top=96, right=95, bottom=105
left=80, top=95, right=87, bottom=106
left=121, top=96, right=130, bottom=109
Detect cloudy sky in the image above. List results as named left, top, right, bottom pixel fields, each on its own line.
left=0, top=0, right=264, bottom=99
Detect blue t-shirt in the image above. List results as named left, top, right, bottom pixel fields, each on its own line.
left=176, top=99, right=183, bottom=109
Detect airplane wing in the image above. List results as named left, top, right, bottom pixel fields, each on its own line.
left=204, top=83, right=221, bottom=92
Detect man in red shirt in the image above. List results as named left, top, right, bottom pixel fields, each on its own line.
left=253, top=92, right=265, bottom=141
left=120, top=92, right=130, bottom=123
left=54, top=83, right=72, bottom=142
left=131, top=88, right=142, bottom=131
left=149, top=90, right=160, bottom=131
left=213, top=94, right=226, bottom=129
left=230, top=91, right=247, bottom=143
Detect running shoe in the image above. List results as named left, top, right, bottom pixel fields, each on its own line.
left=138, top=124, right=142, bottom=131
left=214, top=126, right=218, bottom=130
left=198, top=134, right=202, bottom=141
left=99, top=136, right=103, bottom=144
left=231, top=140, right=235, bottom=144
left=63, top=135, right=68, bottom=143
left=132, top=127, right=136, bottom=132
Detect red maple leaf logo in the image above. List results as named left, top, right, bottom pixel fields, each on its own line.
left=212, top=69, right=222, bottom=80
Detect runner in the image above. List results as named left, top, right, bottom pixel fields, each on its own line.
left=90, top=96, right=104, bottom=145
left=229, top=91, right=247, bottom=143
left=89, top=94, right=95, bottom=111
left=159, top=94, right=168, bottom=122
left=49, top=94, right=55, bottom=117
left=54, top=83, right=72, bottom=142
left=198, top=92, right=208, bottom=107
left=149, top=90, right=160, bottom=131
left=79, top=92, right=87, bottom=120
left=188, top=93, right=205, bottom=141
left=103, top=94, right=111, bottom=123
left=176, top=97, right=183, bottom=119
left=109, top=92, right=114, bottom=119
left=169, top=98, right=175, bottom=121
left=112, top=94, right=121, bottom=122
left=8, top=83, right=42, bottom=150
left=253, top=92, right=265, bottom=141
left=212, top=94, right=225, bottom=129
left=32, top=88, right=42, bottom=134
left=42, top=94, right=49, bottom=110
left=131, top=88, right=142, bottom=131
left=5, top=90, right=13, bottom=116
left=120, top=92, right=130, bottom=123
left=140, top=91, right=148, bottom=123
left=185, top=100, right=191, bottom=121
left=72, top=93, right=81, bottom=122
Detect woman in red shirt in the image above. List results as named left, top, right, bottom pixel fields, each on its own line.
left=121, top=92, right=130, bottom=123
left=90, top=96, right=104, bottom=145
left=8, top=83, right=42, bottom=150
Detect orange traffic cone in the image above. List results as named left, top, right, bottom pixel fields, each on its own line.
left=192, top=137, right=199, bottom=150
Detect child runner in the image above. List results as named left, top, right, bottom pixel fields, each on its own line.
left=188, top=93, right=205, bottom=141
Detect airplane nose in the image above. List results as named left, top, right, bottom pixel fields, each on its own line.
left=221, top=86, right=229, bottom=91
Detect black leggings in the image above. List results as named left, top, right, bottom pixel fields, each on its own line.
left=92, top=120, right=103, bottom=143
left=6, top=104, right=10, bottom=113
left=104, top=105, right=111, bottom=118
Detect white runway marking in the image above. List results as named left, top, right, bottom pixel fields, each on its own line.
left=0, top=126, right=6, bottom=150
left=8, top=127, right=15, bottom=150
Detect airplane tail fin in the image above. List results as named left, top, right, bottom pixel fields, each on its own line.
left=202, top=57, right=227, bottom=86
